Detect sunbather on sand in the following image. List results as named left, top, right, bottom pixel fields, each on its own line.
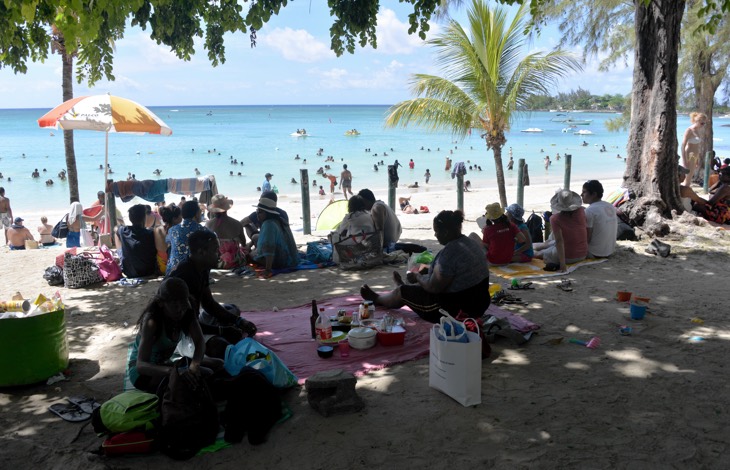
left=361, top=210, right=490, bottom=322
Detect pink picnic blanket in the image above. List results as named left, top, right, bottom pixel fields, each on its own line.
left=240, top=296, right=540, bottom=383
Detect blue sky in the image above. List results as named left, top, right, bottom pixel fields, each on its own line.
left=0, top=2, right=633, bottom=109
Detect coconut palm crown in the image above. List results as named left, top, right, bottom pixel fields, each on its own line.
left=386, top=0, right=582, bottom=207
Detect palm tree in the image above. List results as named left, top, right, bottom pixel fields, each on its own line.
left=386, top=0, right=582, bottom=207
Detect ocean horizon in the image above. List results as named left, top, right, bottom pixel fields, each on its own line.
left=1, top=105, right=727, bottom=216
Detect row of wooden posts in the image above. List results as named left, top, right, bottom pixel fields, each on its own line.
left=298, top=157, right=575, bottom=235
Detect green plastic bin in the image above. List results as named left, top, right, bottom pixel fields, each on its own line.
left=0, top=309, right=69, bottom=387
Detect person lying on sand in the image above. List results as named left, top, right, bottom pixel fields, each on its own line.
left=361, top=210, right=490, bottom=323
left=399, top=196, right=419, bottom=214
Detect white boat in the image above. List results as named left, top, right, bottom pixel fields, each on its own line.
left=564, top=119, right=592, bottom=125
left=549, top=109, right=559, bottom=113
left=521, top=128, right=543, bottom=133
left=718, top=114, right=730, bottom=119
left=290, top=130, right=309, bottom=137
left=562, top=126, right=577, bottom=133
left=574, top=130, right=594, bottom=135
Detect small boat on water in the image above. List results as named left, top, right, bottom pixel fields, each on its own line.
left=344, top=129, right=361, bottom=136
left=562, top=126, right=577, bottom=133
left=564, top=119, right=592, bottom=125
left=521, top=128, right=543, bottom=133
left=574, top=129, right=594, bottom=135
left=291, top=129, right=309, bottom=137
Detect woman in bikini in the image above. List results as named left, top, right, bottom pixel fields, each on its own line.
left=681, top=112, right=707, bottom=186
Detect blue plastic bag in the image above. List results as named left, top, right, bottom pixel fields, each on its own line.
left=224, top=338, right=298, bottom=388
left=306, top=241, right=333, bottom=263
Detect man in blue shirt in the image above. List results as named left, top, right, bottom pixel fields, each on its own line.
left=165, top=200, right=208, bottom=275
left=262, top=172, right=273, bottom=194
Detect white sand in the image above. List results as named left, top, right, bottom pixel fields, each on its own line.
left=2, top=177, right=729, bottom=468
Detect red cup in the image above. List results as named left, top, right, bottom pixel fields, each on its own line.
left=616, top=291, right=632, bottom=302
left=339, top=340, right=350, bottom=357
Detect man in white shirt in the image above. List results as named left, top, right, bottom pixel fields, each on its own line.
left=581, top=180, right=617, bottom=257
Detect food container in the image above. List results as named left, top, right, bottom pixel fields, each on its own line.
left=348, top=327, right=377, bottom=350
left=377, top=325, right=406, bottom=346
left=360, top=319, right=382, bottom=330
left=317, top=345, right=334, bottom=358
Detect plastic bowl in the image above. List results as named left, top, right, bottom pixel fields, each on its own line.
left=348, top=327, right=377, bottom=350
left=317, top=346, right=334, bottom=358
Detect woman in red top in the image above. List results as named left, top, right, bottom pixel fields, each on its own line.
left=481, top=203, right=526, bottom=266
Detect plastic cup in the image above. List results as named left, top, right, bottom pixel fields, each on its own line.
left=616, top=291, right=632, bottom=302
left=630, top=303, right=647, bottom=320
left=338, top=340, right=350, bottom=357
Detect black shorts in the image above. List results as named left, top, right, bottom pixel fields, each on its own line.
left=400, top=277, right=490, bottom=323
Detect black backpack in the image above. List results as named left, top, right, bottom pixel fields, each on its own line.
left=526, top=213, right=544, bottom=243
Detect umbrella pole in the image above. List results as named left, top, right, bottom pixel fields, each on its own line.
left=103, top=131, right=110, bottom=246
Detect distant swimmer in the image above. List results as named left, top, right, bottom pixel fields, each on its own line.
left=374, top=164, right=378, bottom=172
left=195, top=168, right=201, bottom=175
left=424, top=169, right=431, bottom=183
left=407, top=182, right=419, bottom=189
left=291, top=178, right=297, bottom=184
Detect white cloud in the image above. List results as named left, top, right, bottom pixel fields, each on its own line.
left=373, top=9, right=432, bottom=55
left=260, top=27, right=334, bottom=63
left=309, top=60, right=406, bottom=91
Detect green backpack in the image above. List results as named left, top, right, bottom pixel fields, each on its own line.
left=92, top=390, right=160, bottom=434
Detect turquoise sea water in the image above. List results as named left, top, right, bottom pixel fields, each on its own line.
left=1, top=105, right=728, bottom=214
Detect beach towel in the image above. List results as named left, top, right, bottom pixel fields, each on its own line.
left=490, top=258, right=608, bottom=280
left=237, top=297, right=539, bottom=384
left=167, top=177, right=210, bottom=195
left=451, top=161, right=467, bottom=179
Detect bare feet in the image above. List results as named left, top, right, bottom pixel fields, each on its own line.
left=392, top=271, right=405, bottom=286
left=360, top=284, right=378, bottom=302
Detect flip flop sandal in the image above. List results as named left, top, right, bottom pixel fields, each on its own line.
left=67, top=395, right=101, bottom=415
left=653, top=239, right=671, bottom=258
left=557, top=280, right=573, bottom=292
left=509, top=282, right=534, bottom=290
left=49, top=403, right=91, bottom=422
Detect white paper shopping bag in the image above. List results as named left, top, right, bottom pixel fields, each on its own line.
left=429, top=326, right=482, bottom=406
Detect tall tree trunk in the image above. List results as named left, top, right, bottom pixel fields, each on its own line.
left=623, top=0, right=685, bottom=231
left=61, top=49, right=79, bottom=203
left=694, top=51, right=717, bottom=179
left=492, top=145, right=507, bottom=208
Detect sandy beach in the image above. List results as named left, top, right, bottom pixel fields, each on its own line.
left=1, top=178, right=729, bottom=469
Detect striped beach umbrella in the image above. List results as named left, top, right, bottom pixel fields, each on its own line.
left=38, top=94, right=172, bottom=235
left=38, top=93, right=172, bottom=184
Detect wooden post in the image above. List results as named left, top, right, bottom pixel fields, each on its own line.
left=703, top=151, right=714, bottom=193
left=563, top=154, right=572, bottom=190
left=300, top=169, right=311, bottom=235
left=456, top=174, right=464, bottom=212
left=387, top=165, right=396, bottom=211
left=517, top=158, right=525, bottom=207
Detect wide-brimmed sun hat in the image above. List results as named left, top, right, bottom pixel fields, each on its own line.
left=254, top=197, right=279, bottom=215
left=551, top=189, right=583, bottom=213
left=505, top=203, right=525, bottom=223
left=485, top=202, right=504, bottom=220
left=208, top=194, right=234, bottom=213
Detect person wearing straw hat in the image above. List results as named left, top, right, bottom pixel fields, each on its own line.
left=205, top=194, right=247, bottom=269
left=250, top=197, right=298, bottom=277
left=479, top=203, right=526, bottom=266
left=534, top=189, right=587, bottom=272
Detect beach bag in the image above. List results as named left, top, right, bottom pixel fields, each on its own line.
left=63, top=252, right=103, bottom=289
left=526, top=213, right=544, bottom=243
left=95, top=244, right=123, bottom=282
left=429, top=319, right=482, bottom=407
left=158, top=359, right=218, bottom=460
left=306, top=240, right=333, bottom=263
left=101, top=431, right=155, bottom=456
left=91, top=390, right=160, bottom=434
left=51, top=214, right=69, bottom=239
left=43, top=265, right=64, bottom=286
left=333, top=231, right=383, bottom=270
left=224, top=338, right=298, bottom=389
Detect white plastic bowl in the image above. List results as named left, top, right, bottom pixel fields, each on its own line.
left=348, top=327, right=377, bottom=350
